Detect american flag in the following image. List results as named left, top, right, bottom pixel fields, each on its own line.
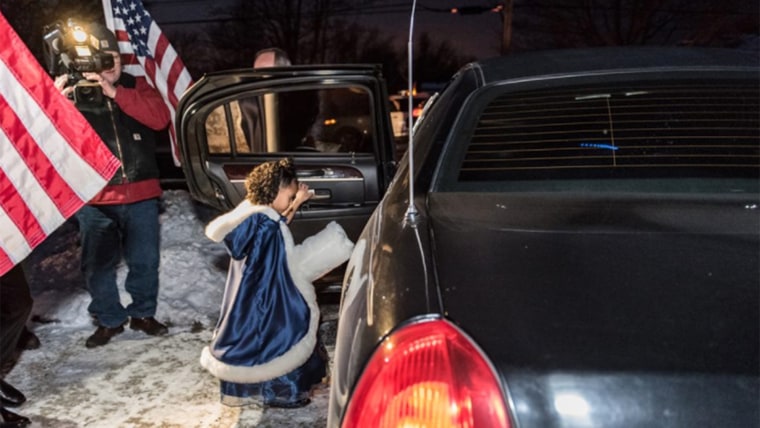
left=0, top=12, right=120, bottom=276
left=102, top=0, right=193, bottom=166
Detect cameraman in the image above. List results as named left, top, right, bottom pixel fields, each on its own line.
left=53, top=23, right=171, bottom=349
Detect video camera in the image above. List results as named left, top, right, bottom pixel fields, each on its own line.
left=43, top=19, right=116, bottom=105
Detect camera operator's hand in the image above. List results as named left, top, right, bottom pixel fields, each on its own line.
left=54, top=75, right=75, bottom=99
left=82, top=72, right=118, bottom=99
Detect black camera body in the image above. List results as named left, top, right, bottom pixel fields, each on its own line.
left=43, top=19, right=115, bottom=105
left=69, top=52, right=114, bottom=74
left=71, top=80, right=104, bottom=105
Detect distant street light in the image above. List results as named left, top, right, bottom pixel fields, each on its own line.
left=450, top=6, right=494, bottom=15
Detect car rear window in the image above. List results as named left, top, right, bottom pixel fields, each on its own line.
left=442, top=80, right=759, bottom=194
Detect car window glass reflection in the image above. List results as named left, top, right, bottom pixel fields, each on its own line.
left=205, top=103, right=250, bottom=154
left=203, top=86, right=374, bottom=156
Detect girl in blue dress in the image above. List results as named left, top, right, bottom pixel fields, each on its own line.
left=201, top=158, right=353, bottom=408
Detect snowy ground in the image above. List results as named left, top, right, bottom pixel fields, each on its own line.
left=5, top=190, right=338, bottom=427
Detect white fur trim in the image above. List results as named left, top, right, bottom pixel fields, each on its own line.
left=200, top=211, right=322, bottom=384
left=292, top=221, right=354, bottom=282
left=204, top=200, right=281, bottom=242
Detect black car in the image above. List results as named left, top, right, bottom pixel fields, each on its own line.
left=325, top=48, right=759, bottom=427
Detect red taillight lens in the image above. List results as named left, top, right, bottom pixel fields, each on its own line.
left=341, top=319, right=510, bottom=428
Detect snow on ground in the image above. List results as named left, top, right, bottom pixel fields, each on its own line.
left=5, top=190, right=337, bottom=428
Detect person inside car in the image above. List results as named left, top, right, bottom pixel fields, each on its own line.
left=206, top=47, right=293, bottom=154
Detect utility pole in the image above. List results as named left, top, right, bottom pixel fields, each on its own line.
left=450, top=2, right=513, bottom=55
left=500, top=0, right=513, bottom=55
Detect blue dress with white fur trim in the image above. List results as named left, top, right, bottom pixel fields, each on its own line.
left=200, top=202, right=353, bottom=406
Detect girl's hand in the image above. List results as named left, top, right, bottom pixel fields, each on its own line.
left=282, top=183, right=312, bottom=224
left=294, top=183, right=313, bottom=205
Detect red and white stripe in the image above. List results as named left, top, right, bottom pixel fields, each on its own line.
left=0, top=12, right=120, bottom=275
left=103, top=0, right=193, bottom=166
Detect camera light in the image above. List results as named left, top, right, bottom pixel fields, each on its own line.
left=72, top=27, right=88, bottom=43
left=75, top=46, right=93, bottom=57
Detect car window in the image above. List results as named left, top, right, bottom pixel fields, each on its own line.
left=438, top=80, right=760, bottom=194
left=204, top=85, right=374, bottom=155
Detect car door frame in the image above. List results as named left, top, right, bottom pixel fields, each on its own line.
left=176, top=64, right=397, bottom=247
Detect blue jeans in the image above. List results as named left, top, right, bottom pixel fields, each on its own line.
left=76, top=199, right=160, bottom=328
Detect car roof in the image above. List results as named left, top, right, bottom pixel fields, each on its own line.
left=466, top=47, right=759, bottom=86
left=202, top=63, right=383, bottom=78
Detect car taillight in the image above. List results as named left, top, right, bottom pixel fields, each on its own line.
left=341, top=318, right=510, bottom=428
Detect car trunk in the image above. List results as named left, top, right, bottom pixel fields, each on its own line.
left=428, top=191, right=759, bottom=427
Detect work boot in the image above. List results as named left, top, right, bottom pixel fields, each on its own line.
left=129, top=317, right=168, bottom=336
left=0, top=406, right=30, bottom=427
left=85, top=325, right=124, bottom=348
left=16, top=328, right=39, bottom=351
left=0, top=381, right=24, bottom=407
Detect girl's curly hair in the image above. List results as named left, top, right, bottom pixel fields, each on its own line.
left=244, top=158, right=297, bottom=205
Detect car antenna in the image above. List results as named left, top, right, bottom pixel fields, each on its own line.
left=404, top=0, right=420, bottom=226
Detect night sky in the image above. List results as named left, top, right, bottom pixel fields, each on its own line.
left=345, top=1, right=504, bottom=59
left=146, top=0, right=504, bottom=60
left=123, top=0, right=760, bottom=64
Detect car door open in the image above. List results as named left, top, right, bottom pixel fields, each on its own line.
left=176, top=65, right=397, bottom=290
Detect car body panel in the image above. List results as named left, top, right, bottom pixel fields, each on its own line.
left=328, top=48, right=760, bottom=427
left=430, top=192, right=758, bottom=372
left=428, top=192, right=759, bottom=426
